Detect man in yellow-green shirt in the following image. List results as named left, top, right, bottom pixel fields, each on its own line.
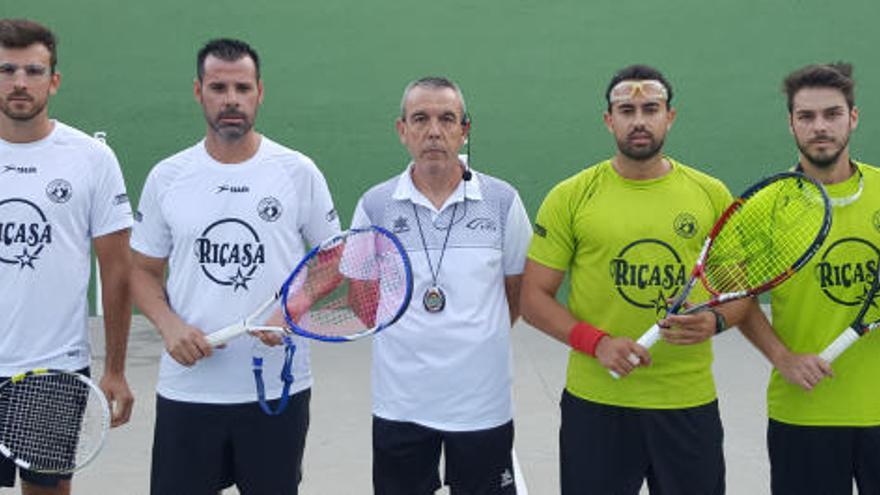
left=522, top=64, right=750, bottom=494
left=739, top=62, right=880, bottom=494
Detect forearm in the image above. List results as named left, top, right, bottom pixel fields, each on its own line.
left=100, top=263, right=132, bottom=375
left=521, top=288, right=578, bottom=345
left=736, top=299, right=791, bottom=365
left=131, top=263, right=185, bottom=339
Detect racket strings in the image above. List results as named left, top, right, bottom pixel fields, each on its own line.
left=291, top=231, right=409, bottom=338
left=0, top=373, right=102, bottom=472
left=705, top=178, right=827, bottom=293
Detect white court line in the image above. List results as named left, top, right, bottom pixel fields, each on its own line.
left=513, top=448, right=528, bottom=494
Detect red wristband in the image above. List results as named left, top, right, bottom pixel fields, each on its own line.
left=568, top=321, right=608, bottom=357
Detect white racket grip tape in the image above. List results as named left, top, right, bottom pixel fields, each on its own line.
left=609, top=324, right=661, bottom=379
left=819, top=327, right=860, bottom=364
left=205, top=323, right=247, bottom=347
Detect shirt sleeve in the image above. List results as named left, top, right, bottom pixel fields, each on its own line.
left=350, top=198, right=370, bottom=229
left=527, top=181, right=576, bottom=271
left=299, top=160, right=342, bottom=247
left=90, top=145, right=133, bottom=238
left=502, top=192, right=532, bottom=275
left=130, top=165, right=172, bottom=258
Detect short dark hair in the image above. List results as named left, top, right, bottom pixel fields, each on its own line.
left=196, top=38, right=260, bottom=82
left=783, top=62, right=854, bottom=112
left=0, top=19, right=58, bottom=72
left=605, top=64, right=673, bottom=111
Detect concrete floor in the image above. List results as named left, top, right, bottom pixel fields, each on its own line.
left=2, top=316, right=775, bottom=494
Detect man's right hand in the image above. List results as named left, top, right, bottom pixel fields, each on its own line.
left=161, top=322, right=213, bottom=366
left=596, top=336, right=651, bottom=378
left=775, top=351, right=833, bottom=391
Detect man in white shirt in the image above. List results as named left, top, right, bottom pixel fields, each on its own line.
left=0, top=18, right=134, bottom=495
left=131, top=38, right=340, bottom=494
left=351, top=76, right=531, bottom=494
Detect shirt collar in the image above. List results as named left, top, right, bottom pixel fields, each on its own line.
left=392, top=155, right=483, bottom=211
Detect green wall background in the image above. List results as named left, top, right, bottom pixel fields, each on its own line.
left=5, top=0, right=878, bottom=307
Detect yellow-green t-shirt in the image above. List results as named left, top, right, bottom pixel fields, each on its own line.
left=768, top=162, right=880, bottom=426
left=528, top=158, right=732, bottom=408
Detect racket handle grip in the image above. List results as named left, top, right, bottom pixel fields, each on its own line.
left=609, top=324, right=661, bottom=379
left=818, top=327, right=860, bottom=364
left=205, top=324, right=246, bottom=347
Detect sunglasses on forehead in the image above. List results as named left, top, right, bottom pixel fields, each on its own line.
left=609, top=80, right=668, bottom=103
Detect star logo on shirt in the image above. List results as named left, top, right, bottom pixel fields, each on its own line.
left=228, top=267, right=253, bottom=291
left=652, top=290, right=671, bottom=315
left=15, top=247, right=39, bottom=270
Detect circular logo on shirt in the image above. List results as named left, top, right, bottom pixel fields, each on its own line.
left=813, top=237, right=880, bottom=306
left=193, top=218, right=266, bottom=291
left=0, top=198, right=52, bottom=270
left=609, top=239, right=686, bottom=315
left=258, top=197, right=282, bottom=222
left=673, top=212, right=698, bottom=239
left=46, top=179, right=73, bottom=204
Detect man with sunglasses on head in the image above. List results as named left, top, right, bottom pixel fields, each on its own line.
left=0, top=18, right=134, bottom=495
left=738, top=62, right=880, bottom=495
left=522, top=64, right=751, bottom=494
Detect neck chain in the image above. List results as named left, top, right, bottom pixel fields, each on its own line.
left=796, top=161, right=864, bottom=208
left=412, top=202, right=457, bottom=313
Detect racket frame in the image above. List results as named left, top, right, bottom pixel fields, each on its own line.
left=204, top=225, right=413, bottom=347
left=612, top=171, right=832, bottom=377
left=819, top=258, right=880, bottom=363
left=0, top=369, right=110, bottom=474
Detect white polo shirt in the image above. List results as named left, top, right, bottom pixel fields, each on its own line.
left=351, top=163, right=532, bottom=431
left=131, top=137, right=340, bottom=403
left=0, top=121, right=132, bottom=376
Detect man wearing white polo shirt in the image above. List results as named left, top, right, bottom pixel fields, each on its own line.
left=351, top=76, right=532, bottom=495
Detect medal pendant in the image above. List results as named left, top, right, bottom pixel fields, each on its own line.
left=423, top=286, right=446, bottom=313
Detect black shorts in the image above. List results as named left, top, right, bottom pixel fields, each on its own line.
left=372, top=416, right=517, bottom=495
left=150, top=388, right=310, bottom=495
left=768, top=418, right=880, bottom=495
left=560, top=390, right=725, bottom=495
left=0, top=367, right=90, bottom=489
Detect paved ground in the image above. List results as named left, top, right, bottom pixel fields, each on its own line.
left=2, top=316, right=775, bottom=494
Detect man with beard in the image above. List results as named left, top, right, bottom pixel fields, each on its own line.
left=0, top=18, right=134, bottom=495
left=521, top=64, right=749, bottom=494
left=131, top=38, right=340, bottom=494
left=738, top=63, right=880, bottom=494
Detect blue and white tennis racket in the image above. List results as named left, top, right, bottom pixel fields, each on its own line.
left=204, top=226, right=413, bottom=414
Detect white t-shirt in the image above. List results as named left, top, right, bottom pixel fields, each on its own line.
left=130, top=137, right=340, bottom=403
left=0, top=121, right=132, bottom=376
left=352, top=164, right=532, bottom=431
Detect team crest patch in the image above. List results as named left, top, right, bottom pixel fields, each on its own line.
left=258, top=197, right=282, bottom=222
left=46, top=179, right=73, bottom=204
left=673, top=213, right=698, bottom=238
left=326, top=208, right=338, bottom=223
left=873, top=210, right=880, bottom=233
left=392, top=216, right=410, bottom=234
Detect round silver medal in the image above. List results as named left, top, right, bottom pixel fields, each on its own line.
left=423, top=286, right=446, bottom=313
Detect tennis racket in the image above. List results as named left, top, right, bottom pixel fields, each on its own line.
left=818, top=259, right=880, bottom=363
left=204, top=226, right=413, bottom=414
left=0, top=369, right=110, bottom=474
left=612, top=171, right=832, bottom=378
left=206, top=225, right=413, bottom=346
